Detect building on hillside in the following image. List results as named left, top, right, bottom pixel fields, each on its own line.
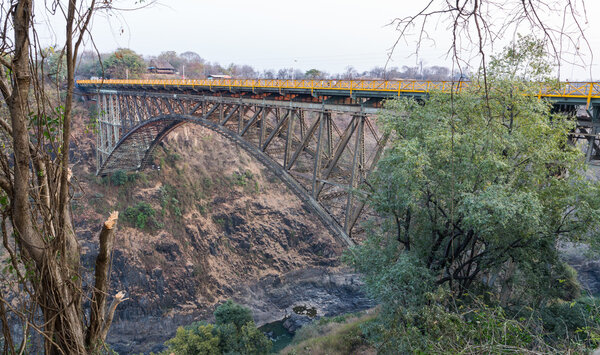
left=147, top=60, right=176, bottom=74
left=207, top=74, right=232, bottom=80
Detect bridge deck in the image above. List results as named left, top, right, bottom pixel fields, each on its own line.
left=77, top=79, right=600, bottom=107
left=78, top=79, right=600, bottom=245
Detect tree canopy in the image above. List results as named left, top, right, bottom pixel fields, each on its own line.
left=347, top=36, right=600, bottom=353
left=104, top=48, right=146, bottom=79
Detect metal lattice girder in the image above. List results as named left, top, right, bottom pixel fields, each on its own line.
left=78, top=79, right=600, bottom=110
left=92, top=90, right=388, bottom=246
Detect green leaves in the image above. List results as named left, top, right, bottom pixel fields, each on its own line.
left=163, top=301, right=272, bottom=355
left=29, top=105, right=65, bottom=147
left=0, top=193, right=8, bottom=207
left=164, top=323, right=221, bottom=355
left=348, top=35, right=600, bottom=353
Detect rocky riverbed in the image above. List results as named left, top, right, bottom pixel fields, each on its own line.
left=106, top=267, right=374, bottom=354
left=233, top=267, right=376, bottom=329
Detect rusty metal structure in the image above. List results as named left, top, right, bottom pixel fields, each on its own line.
left=77, top=79, right=600, bottom=246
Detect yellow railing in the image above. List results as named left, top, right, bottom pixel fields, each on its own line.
left=77, top=79, right=600, bottom=105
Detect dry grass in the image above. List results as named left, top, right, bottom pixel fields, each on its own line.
left=280, top=312, right=377, bottom=355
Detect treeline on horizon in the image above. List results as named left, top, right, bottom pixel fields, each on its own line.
left=67, top=48, right=454, bottom=81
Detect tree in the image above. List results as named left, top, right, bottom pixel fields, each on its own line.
left=163, top=301, right=271, bottom=355
left=214, top=300, right=253, bottom=330
left=423, top=65, right=450, bottom=80
left=164, top=323, right=220, bottom=355
left=304, top=68, right=322, bottom=79
left=42, top=47, right=67, bottom=83
left=157, top=50, right=184, bottom=73
left=261, top=69, right=276, bottom=79
left=388, top=0, right=590, bottom=79
left=348, top=36, right=600, bottom=352
left=104, top=48, right=146, bottom=79
left=341, top=66, right=358, bottom=80
left=180, top=51, right=204, bottom=64
left=76, top=50, right=104, bottom=78
left=0, top=1, right=126, bottom=353
left=277, top=68, right=291, bottom=79
left=226, top=63, right=257, bottom=79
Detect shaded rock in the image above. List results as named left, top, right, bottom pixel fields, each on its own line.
left=283, top=313, right=313, bottom=333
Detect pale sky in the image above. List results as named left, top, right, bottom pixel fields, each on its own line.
left=36, top=0, right=600, bottom=80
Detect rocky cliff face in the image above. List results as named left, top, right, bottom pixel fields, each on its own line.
left=70, top=116, right=368, bottom=354
left=561, top=242, right=600, bottom=296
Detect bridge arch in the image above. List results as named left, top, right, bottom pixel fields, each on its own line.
left=100, top=113, right=354, bottom=246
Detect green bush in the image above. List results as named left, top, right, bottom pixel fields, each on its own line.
left=159, top=184, right=184, bottom=219
left=163, top=300, right=272, bottom=355
left=123, top=202, right=159, bottom=229
left=536, top=297, right=600, bottom=347
left=164, top=323, right=220, bottom=355
left=214, top=300, right=253, bottom=330
left=231, top=170, right=254, bottom=187
left=110, top=170, right=128, bottom=186
left=345, top=37, right=600, bottom=354
left=108, top=170, right=138, bottom=186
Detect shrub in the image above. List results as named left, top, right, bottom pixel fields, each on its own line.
left=108, top=170, right=138, bottom=186
left=123, top=202, right=158, bottom=229
left=214, top=300, right=253, bottom=330
left=163, top=323, right=220, bottom=355
left=163, top=300, right=272, bottom=355
left=109, top=170, right=127, bottom=186
left=230, top=170, right=255, bottom=188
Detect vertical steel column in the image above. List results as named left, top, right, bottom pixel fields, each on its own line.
left=134, top=96, right=144, bottom=125
left=114, top=95, right=122, bottom=132
left=312, top=112, right=325, bottom=198
left=347, top=132, right=390, bottom=232
left=586, top=106, right=600, bottom=162
left=299, top=110, right=305, bottom=139
left=325, top=112, right=333, bottom=161
left=96, top=93, right=103, bottom=173
left=113, top=95, right=120, bottom=146
left=344, top=115, right=364, bottom=234
left=105, top=94, right=113, bottom=151
left=237, top=104, right=244, bottom=135
left=259, top=106, right=267, bottom=147
left=359, top=116, right=365, bottom=180
left=124, top=95, right=132, bottom=130
left=284, top=109, right=295, bottom=169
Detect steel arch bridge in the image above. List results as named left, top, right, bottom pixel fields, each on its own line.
left=77, top=78, right=600, bottom=246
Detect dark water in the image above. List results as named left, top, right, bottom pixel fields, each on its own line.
left=260, top=306, right=318, bottom=352
left=260, top=320, right=294, bottom=353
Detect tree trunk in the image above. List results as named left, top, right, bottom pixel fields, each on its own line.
left=0, top=1, right=124, bottom=353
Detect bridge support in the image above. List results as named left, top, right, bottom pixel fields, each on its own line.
left=94, top=90, right=386, bottom=245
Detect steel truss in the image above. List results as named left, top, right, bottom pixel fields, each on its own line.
left=95, top=90, right=387, bottom=246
